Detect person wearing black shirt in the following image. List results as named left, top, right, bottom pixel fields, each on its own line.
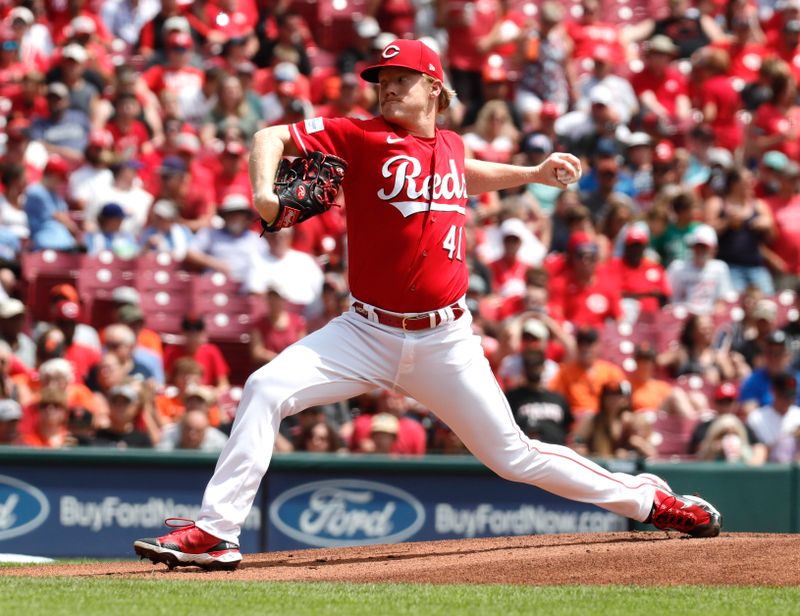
left=505, top=349, right=573, bottom=445
left=90, top=384, right=153, bottom=448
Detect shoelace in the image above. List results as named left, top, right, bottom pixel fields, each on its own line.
left=164, top=517, right=197, bottom=532
left=653, top=495, right=697, bottom=530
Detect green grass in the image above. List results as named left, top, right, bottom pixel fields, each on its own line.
left=0, top=579, right=797, bottom=616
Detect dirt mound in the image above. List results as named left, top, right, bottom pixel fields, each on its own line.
left=4, top=533, right=798, bottom=586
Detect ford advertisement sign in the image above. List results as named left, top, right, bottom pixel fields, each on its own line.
left=269, top=479, right=425, bottom=548
left=0, top=474, right=50, bottom=541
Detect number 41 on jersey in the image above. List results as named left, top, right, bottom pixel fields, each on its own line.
left=443, top=225, right=463, bottom=261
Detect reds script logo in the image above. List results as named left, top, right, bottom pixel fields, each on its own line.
left=377, top=155, right=468, bottom=218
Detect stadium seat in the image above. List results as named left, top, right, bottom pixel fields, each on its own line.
left=20, top=251, right=82, bottom=321
left=652, top=409, right=699, bottom=459
left=77, top=253, right=136, bottom=328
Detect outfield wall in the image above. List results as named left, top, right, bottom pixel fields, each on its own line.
left=0, top=448, right=796, bottom=557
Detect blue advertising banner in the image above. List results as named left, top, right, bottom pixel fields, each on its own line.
left=0, top=463, right=263, bottom=558
left=266, top=472, right=628, bottom=551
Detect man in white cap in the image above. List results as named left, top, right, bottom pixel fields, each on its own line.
left=140, top=199, right=192, bottom=260
left=185, top=194, right=266, bottom=280
left=667, top=223, right=736, bottom=314
left=0, top=298, right=35, bottom=368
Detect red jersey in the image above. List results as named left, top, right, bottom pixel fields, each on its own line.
left=142, top=65, right=204, bottom=99
left=349, top=413, right=427, bottom=455
left=752, top=103, right=800, bottom=160
left=565, top=20, right=625, bottom=64
left=772, top=199, right=800, bottom=274
left=255, top=313, right=306, bottom=355
left=107, top=120, right=150, bottom=159
left=547, top=270, right=622, bottom=328
left=710, top=41, right=768, bottom=84
left=164, top=343, right=230, bottom=386
left=442, top=0, right=498, bottom=72
left=599, top=257, right=671, bottom=314
left=695, top=75, right=743, bottom=152
left=290, top=116, right=470, bottom=312
left=631, top=67, right=688, bottom=117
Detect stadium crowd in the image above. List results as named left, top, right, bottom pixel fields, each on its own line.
left=2, top=0, right=800, bottom=463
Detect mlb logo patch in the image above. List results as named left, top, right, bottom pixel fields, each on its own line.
left=304, top=117, right=324, bottom=134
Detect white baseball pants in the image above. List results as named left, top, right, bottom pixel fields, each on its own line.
left=197, top=305, right=657, bottom=543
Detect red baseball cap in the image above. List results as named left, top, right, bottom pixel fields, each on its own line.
left=44, top=155, right=70, bottom=178
left=625, top=225, right=650, bottom=245
left=714, top=382, right=738, bottom=401
left=540, top=101, right=559, bottom=118
left=360, top=38, right=445, bottom=84
left=167, top=31, right=193, bottom=49
left=223, top=141, right=246, bottom=157
left=653, top=140, right=676, bottom=164
left=88, top=129, right=113, bottom=149
left=50, top=283, right=80, bottom=303
left=567, top=230, right=598, bottom=254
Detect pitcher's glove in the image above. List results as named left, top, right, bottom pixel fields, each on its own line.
left=260, top=151, right=348, bottom=233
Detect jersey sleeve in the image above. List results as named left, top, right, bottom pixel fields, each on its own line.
left=288, top=116, right=360, bottom=164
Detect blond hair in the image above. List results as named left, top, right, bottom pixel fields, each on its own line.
left=424, top=75, right=455, bottom=113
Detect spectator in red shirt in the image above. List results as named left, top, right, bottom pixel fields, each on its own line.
left=632, top=35, right=691, bottom=129
left=489, top=218, right=531, bottom=299
left=8, top=71, right=48, bottom=121
left=164, top=315, right=231, bottom=391
left=548, top=231, right=622, bottom=328
left=214, top=141, right=252, bottom=203
left=350, top=390, right=427, bottom=455
left=711, top=14, right=770, bottom=86
left=565, top=0, right=625, bottom=65
left=106, top=93, right=153, bottom=160
left=49, top=0, right=112, bottom=47
left=750, top=61, right=800, bottom=161
left=690, top=48, right=744, bottom=153
left=65, top=15, right=114, bottom=79
left=437, top=0, right=500, bottom=120
left=50, top=300, right=102, bottom=383
left=142, top=31, right=205, bottom=121
left=0, top=24, right=26, bottom=101
left=250, top=281, right=307, bottom=367
left=601, top=225, right=671, bottom=317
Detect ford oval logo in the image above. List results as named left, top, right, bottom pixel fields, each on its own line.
left=0, top=475, right=50, bottom=541
left=269, top=479, right=425, bottom=548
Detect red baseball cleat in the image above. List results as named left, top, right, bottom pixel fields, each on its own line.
left=134, top=518, right=242, bottom=571
left=649, top=489, right=722, bottom=538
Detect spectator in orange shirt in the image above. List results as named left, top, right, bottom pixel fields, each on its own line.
left=548, top=325, right=626, bottom=421
left=19, top=385, right=71, bottom=448
left=111, top=286, right=164, bottom=359
left=156, top=359, right=223, bottom=427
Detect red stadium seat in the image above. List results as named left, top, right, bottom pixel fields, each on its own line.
left=20, top=250, right=82, bottom=321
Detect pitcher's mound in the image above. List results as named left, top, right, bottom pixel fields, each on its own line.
left=4, top=533, right=798, bottom=586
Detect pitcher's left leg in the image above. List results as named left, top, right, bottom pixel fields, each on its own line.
left=402, top=319, right=655, bottom=522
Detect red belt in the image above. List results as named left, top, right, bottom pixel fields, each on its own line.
left=352, top=301, right=465, bottom=331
